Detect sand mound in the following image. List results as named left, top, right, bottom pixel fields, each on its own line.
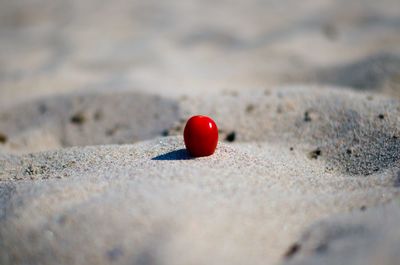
left=1, top=131, right=399, bottom=264
left=0, top=85, right=399, bottom=265
left=178, top=87, right=400, bottom=176
left=0, top=91, right=181, bottom=154
left=3, top=86, right=400, bottom=178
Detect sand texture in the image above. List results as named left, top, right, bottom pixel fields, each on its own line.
left=1, top=0, right=400, bottom=264
left=282, top=201, right=400, bottom=265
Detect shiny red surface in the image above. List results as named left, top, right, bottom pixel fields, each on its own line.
left=183, top=115, right=218, bottom=157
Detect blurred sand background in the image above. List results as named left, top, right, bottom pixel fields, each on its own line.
left=1, top=0, right=400, bottom=264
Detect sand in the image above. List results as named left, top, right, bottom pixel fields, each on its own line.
left=283, top=201, right=400, bottom=265
left=1, top=0, right=400, bottom=264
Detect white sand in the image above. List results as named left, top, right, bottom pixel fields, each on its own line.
left=0, top=135, right=399, bottom=265
left=1, top=0, right=400, bottom=264
left=283, top=201, right=400, bottom=265
left=1, top=86, right=400, bottom=264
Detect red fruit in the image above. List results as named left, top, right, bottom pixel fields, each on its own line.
left=184, top=115, right=218, bottom=157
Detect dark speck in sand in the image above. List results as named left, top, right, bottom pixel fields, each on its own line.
left=378, top=114, right=385, bottom=120
left=161, top=129, right=169, bottom=137
left=225, top=131, right=236, bottom=142
left=0, top=132, right=7, bottom=144
left=246, top=104, right=255, bottom=113
left=284, top=243, right=301, bottom=259
left=304, top=111, right=312, bottom=122
left=309, top=149, right=322, bottom=159
left=360, top=205, right=367, bottom=211
left=70, top=112, right=86, bottom=124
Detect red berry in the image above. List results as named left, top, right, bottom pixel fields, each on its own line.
left=183, top=115, right=218, bottom=157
